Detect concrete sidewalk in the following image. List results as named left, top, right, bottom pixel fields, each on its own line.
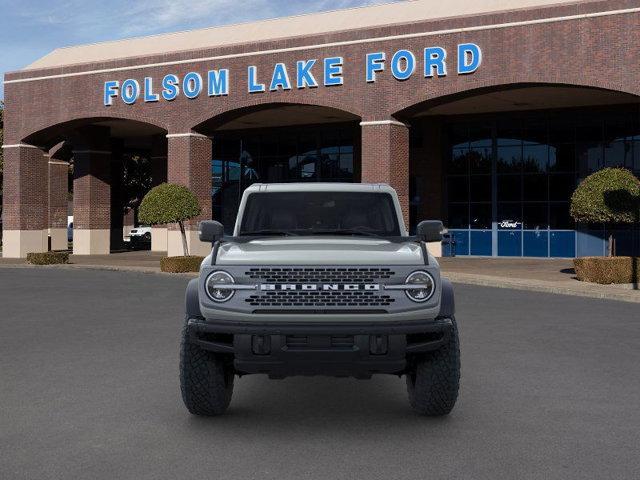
left=0, top=251, right=171, bottom=275
left=439, top=257, right=640, bottom=303
left=1, top=251, right=639, bottom=303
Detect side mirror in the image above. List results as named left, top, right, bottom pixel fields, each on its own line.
left=198, top=220, right=224, bottom=243
left=416, top=220, right=444, bottom=243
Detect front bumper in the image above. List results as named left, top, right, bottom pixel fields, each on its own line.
left=187, top=317, right=453, bottom=378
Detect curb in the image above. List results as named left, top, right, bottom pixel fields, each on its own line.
left=444, top=272, right=640, bottom=304
left=0, top=262, right=198, bottom=278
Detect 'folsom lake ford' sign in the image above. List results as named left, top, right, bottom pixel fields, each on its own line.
left=103, top=43, right=482, bottom=106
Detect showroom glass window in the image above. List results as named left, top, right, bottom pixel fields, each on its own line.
left=212, top=124, right=358, bottom=232
left=444, top=106, right=640, bottom=257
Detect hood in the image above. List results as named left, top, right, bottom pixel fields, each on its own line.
left=215, top=237, right=425, bottom=265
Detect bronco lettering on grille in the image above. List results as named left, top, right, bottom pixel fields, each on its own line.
left=259, top=284, right=380, bottom=291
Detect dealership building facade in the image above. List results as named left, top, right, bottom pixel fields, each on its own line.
left=3, top=0, right=640, bottom=258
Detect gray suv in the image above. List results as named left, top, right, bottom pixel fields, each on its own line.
left=182, top=183, right=459, bottom=416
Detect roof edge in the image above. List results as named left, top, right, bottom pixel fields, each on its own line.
left=12, top=0, right=611, bottom=75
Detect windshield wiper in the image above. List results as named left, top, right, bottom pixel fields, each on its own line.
left=240, top=229, right=299, bottom=237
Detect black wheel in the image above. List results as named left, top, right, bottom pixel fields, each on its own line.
left=180, top=318, right=234, bottom=416
left=144, top=232, right=151, bottom=241
left=406, top=317, right=460, bottom=416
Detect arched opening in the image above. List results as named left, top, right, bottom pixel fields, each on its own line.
left=24, top=118, right=167, bottom=254
left=194, top=103, right=361, bottom=232
left=398, top=84, right=640, bottom=258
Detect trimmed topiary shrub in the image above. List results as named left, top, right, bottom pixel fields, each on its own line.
left=160, top=255, right=204, bottom=273
left=571, top=168, right=640, bottom=257
left=139, top=183, right=202, bottom=256
left=27, top=251, right=70, bottom=265
left=570, top=168, right=640, bottom=224
left=574, top=256, right=639, bottom=284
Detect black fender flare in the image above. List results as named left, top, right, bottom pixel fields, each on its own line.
left=185, top=278, right=203, bottom=319
left=438, top=278, right=455, bottom=319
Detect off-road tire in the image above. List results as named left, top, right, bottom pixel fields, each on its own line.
left=406, top=317, right=460, bottom=416
left=180, top=318, right=234, bottom=416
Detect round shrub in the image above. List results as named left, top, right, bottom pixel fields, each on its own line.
left=139, top=183, right=202, bottom=226
left=570, top=168, right=640, bottom=224
left=139, top=183, right=202, bottom=256
left=160, top=256, right=204, bottom=273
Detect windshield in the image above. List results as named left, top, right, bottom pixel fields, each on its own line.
left=239, top=191, right=401, bottom=237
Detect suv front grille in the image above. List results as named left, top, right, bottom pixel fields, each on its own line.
left=244, top=267, right=395, bottom=283
left=246, top=290, right=395, bottom=308
left=242, top=267, right=399, bottom=309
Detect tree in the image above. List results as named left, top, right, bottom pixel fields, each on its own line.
left=138, top=183, right=202, bottom=256
left=121, top=153, right=152, bottom=223
left=570, top=167, right=640, bottom=256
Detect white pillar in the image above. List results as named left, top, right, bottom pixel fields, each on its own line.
left=151, top=227, right=168, bottom=252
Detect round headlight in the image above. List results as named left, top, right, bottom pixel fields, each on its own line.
left=205, top=271, right=235, bottom=302
left=404, top=271, right=435, bottom=303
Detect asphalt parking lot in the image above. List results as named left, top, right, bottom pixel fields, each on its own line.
left=1, top=268, right=639, bottom=480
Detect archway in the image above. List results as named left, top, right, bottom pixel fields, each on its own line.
left=193, top=103, right=361, bottom=232
left=398, top=84, right=640, bottom=257
left=21, top=117, right=167, bottom=255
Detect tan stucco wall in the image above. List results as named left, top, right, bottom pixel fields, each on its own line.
left=2, top=230, right=48, bottom=258
left=73, top=229, right=110, bottom=255
left=49, top=228, right=68, bottom=251
left=151, top=227, right=168, bottom=252
left=167, top=230, right=211, bottom=258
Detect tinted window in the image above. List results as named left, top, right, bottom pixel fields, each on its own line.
left=240, top=192, right=401, bottom=236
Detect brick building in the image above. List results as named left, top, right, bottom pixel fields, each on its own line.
left=3, top=0, right=640, bottom=258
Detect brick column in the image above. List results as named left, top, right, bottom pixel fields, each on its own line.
left=72, top=127, right=112, bottom=255
left=166, top=132, right=212, bottom=257
left=1, top=144, right=49, bottom=258
left=360, top=120, right=410, bottom=229
left=150, top=134, right=168, bottom=252
left=48, top=158, right=69, bottom=251
left=110, top=146, right=125, bottom=251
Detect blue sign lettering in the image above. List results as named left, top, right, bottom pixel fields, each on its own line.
left=247, top=66, right=265, bottom=93
left=296, top=59, right=318, bottom=89
left=324, top=57, right=344, bottom=86
left=144, top=77, right=159, bottom=102
left=366, top=52, right=385, bottom=83
left=424, top=47, right=447, bottom=77
left=390, top=50, right=416, bottom=81
left=270, top=63, right=292, bottom=91
left=183, top=72, right=203, bottom=99
left=457, top=43, right=482, bottom=74
left=208, top=69, right=229, bottom=96
left=161, top=74, right=179, bottom=101
left=102, top=44, right=483, bottom=105
left=104, top=80, right=119, bottom=106
left=121, top=79, right=140, bottom=104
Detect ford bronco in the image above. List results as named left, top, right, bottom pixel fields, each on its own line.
left=181, top=183, right=460, bottom=416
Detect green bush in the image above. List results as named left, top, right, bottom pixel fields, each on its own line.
left=139, top=183, right=202, bottom=256
left=139, top=183, right=201, bottom=225
left=160, top=256, right=204, bottom=273
left=574, top=256, right=640, bottom=284
left=570, top=168, right=640, bottom=224
left=27, top=251, right=70, bottom=265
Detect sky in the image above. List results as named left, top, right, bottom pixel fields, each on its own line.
left=0, top=0, right=402, bottom=100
